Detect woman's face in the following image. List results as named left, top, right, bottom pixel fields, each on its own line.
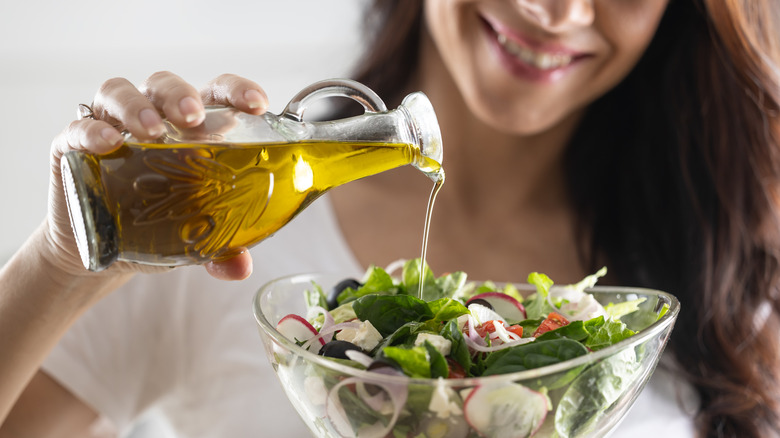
left=424, top=0, right=669, bottom=135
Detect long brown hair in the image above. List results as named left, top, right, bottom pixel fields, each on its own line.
left=572, top=1, right=780, bottom=436
left=347, top=0, right=780, bottom=436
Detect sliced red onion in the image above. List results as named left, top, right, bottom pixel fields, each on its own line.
left=307, top=305, right=336, bottom=343
left=464, top=333, right=535, bottom=353
left=465, top=315, right=487, bottom=346
left=355, top=381, right=392, bottom=413
left=384, top=259, right=406, bottom=276
left=344, top=349, right=374, bottom=368
left=326, top=370, right=408, bottom=438
left=490, top=322, right=522, bottom=344
left=561, top=294, right=607, bottom=321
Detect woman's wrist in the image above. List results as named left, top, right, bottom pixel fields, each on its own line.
left=3, top=221, right=133, bottom=313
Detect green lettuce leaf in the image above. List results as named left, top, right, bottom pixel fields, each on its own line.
left=584, top=318, right=636, bottom=351
left=605, top=298, right=647, bottom=320
left=524, top=272, right=556, bottom=320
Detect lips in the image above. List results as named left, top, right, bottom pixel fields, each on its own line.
left=480, top=16, right=588, bottom=82
left=495, top=33, right=574, bottom=70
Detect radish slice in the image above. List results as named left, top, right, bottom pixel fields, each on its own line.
left=464, top=382, right=548, bottom=438
left=276, top=314, right=324, bottom=354
left=467, top=292, right=527, bottom=322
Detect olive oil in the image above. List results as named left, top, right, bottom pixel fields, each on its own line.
left=65, top=140, right=442, bottom=268
left=419, top=176, right=445, bottom=301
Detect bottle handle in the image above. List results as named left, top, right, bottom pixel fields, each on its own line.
left=280, top=78, right=388, bottom=122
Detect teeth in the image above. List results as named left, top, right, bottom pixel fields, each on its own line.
left=496, top=33, right=573, bottom=70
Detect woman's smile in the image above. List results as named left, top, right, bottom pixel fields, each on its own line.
left=481, top=15, right=589, bottom=83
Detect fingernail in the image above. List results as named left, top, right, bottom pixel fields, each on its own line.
left=100, top=127, right=123, bottom=146
left=139, top=108, right=165, bottom=137
left=245, top=89, right=267, bottom=110
left=179, top=96, right=205, bottom=124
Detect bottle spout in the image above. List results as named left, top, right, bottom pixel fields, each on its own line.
left=400, top=92, right=444, bottom=181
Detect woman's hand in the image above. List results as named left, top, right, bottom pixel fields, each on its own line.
left=46, top=72, right=269, bottom=281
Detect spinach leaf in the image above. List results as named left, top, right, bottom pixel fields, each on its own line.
left=535, top=316, right=605, bottom=343
left=402, top=258, right=437, bottom=298
left=535, top=320, right=591, bottom=342
left=370, top=321, right=425, bottom=354
left=440, top=320, right=473, bottom=376
left=422, top=341, right=449, bottom=379
left=482, top=339, right=589, bottom=376
left=517, top=317, right=546, bottom=337
left=382, top=346, right=432, bottom=378
left=353, top=295, right=433, bottom=337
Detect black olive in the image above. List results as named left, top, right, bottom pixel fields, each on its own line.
left=318, top=340, right=363, bottom=359
left=326, top=278, right=362, bottom=309
left=466, top=298, right=493, bottom=310
left=364, top=358, right=405, bottom=395
left=367, top=357, right=404, bottom=373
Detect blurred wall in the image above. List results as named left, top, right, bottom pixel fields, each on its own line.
left=0, top=0, right=365, bottom=261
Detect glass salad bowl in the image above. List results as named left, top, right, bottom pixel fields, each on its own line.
left=253, top=272, right=679, bottom=438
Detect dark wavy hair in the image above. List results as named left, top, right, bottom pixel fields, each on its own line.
left=345, top=0, right=780, bottom=436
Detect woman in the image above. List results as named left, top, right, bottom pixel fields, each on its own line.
left=2, top=0, right=779, bottom=437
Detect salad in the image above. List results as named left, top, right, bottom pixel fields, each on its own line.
left=269, top=259, right=670, bottom=438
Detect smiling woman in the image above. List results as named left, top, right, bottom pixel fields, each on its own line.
left=340, top=0, right=780, bottom=436
left=422, top=0, right=669, bottom=134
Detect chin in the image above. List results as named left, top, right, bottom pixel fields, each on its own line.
left=472, top=99, right=568, bottom=137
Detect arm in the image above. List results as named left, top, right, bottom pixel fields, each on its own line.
left=0, top=222, right=131, bottom=433
left=1, top=370, right=108, bottom=438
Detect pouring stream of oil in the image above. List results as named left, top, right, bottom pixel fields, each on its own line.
left=418, top=171, right=445, bottom=301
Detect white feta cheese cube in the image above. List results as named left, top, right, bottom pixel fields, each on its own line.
left=335, top=320, right=383, bottom=351
left=414, top=333, right=452, bottom=356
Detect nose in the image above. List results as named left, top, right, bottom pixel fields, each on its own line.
left=515, top=0, right=595, bottom=33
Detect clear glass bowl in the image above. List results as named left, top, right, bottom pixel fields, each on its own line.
left=253, top=273, right=680, bottom=438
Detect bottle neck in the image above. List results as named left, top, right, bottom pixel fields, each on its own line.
left=305, top=108, right=441, bottom=181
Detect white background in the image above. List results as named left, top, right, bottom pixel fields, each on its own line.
left=0, top=0, right=365, bottom=261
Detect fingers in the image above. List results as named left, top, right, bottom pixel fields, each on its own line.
left=139, top=71, right=206, bottom=128
left=204, top=251, right=254, bottom=281
left=51, top=118, right=124, bottom=160
left=201, top=74, right=269, bottom=115
left=91, top=77, right=167, bottom=140
left=88, top=72, right=268, bottom=142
